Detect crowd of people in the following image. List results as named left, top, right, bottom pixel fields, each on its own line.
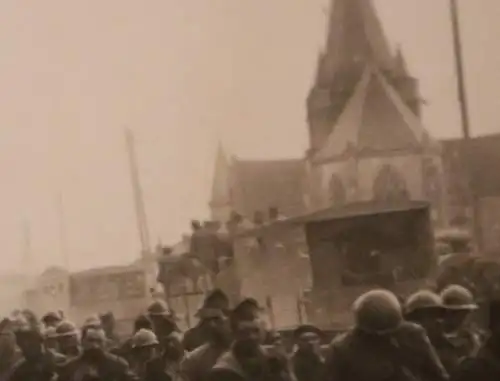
left=0, top=284, right=499, bottom=380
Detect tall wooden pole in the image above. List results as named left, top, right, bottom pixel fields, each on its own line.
left=449, top=0, right=482, bottom=249
left=125, top=128, right=151, bottom=257
left=57, top=193, right=70, bottom=269
left=21, top=220, right=32, bottom=273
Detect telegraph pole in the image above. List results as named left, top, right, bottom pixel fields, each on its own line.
left=21, top=220, right=32, bottom=274
left=57, top=193, right=70, bottom=269
left=449, top=0, right=482, bottom=249
left=125, top=127, right=151, bottom=258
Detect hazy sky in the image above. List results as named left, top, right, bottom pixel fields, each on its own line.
left=1, top=0, right=499, bottom=273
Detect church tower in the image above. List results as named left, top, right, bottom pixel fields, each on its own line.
left=304, top=0, right=446, bottom=226
left=306, top=0, right=422, bottom=153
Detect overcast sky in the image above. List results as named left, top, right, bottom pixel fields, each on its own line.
left=0, top=0, right=498, bottom=273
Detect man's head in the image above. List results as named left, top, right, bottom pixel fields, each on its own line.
left=293, top=325, right=323, bottom=354
left=131, top=329, right=159, bottom=362
left=160, top=331, right=184, bottom=361
left=41, top=311, right=62, bottom=329
left=440, top=284, right=477, bottom=332
left=202, top=289, right=229, bottom=312
left=55, top=321, right=80, bottom=355
left=199, top=309, right=231, bottom=345
left=232, top=318, right=265, bottom=358
left=81, top=327, right=107, bottom=360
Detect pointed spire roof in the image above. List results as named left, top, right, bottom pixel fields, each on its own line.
left=210, top=142, right=232, bottom=206
left=321, top=0, right=394, bottom=80
left=314, top=64, right=434, bottom=162
left=393, top=45, right=410, bottom=77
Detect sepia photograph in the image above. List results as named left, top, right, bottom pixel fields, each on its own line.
left=0, top=0, right=499, bottom=379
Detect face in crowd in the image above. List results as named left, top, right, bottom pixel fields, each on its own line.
left=81, top=327, right=107, bottom=360
left=232, top=318, right=265, bottom=358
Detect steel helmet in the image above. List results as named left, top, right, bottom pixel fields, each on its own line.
left=82, top=315, right=102, bottom=329
left=147, top=300, right=170, bottom=316
left=42, top=311, right=62, bottom=326
left=405, top=290, right=445, bottom=315
left=440, top=284, right=478, bottom=310
left=55, top=321, right=79, bottom=337
left=353, top=289, right=403, bottom=335
left=131, top=328, right=159, bottom=349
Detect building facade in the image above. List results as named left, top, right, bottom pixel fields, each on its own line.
left=209, top=0, right=447, bottom=227
left=442, top=134, right=500, bottom=252
left=304, top=0, right=447, bottom=226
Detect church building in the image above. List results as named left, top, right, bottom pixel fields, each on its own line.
left=210, top=0, right=448, bottom=226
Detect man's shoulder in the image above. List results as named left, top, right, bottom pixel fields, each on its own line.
left=103, top=352, right=130, bottom=367
left=328, top=329, right=354, bottom=349
left=399, top=320, right=425, bottom=333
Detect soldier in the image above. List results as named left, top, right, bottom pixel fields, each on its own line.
left=113, top=314, right=153, bottom=360
left=41, top=312, right=62, bottom=330
left=324, top=289, right=448, bottom=381
left=291, top=325, right=325, bottom=381
left=208, top=312, right=293, bottom=381
left=8, top=318, right=65, bottom=381
left=181, top=308, right=232, bottom=381
left=404, top=290, right=456, bottom=372
left=451, top=299, right=500, bottom=381
left=58, top=326, right=137, bottom=381
left=0, top=318, right=20, bottom=381
left=440, top=284, right=482, bottom=369
left=147, top=300, right=179, bottom=344
left=100, top=312, right=121, bottom=350
left=55, top=321, right=81, bottom=359
left=145, top=331, right=186, bottom=381
left=129, top=329, right=159, bottom=380
left=183, top=289, right=230, bottom=351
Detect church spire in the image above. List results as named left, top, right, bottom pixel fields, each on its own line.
left=321, top=0, right=394, bottom=82
left=307, top=0, right=421, bottom=152
left=210, top=142, right=232, bottom=219
left=308, top=0, right=394, bottom=152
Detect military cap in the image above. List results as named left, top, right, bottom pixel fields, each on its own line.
left=353, top=289, right=403, bottom=335
left=203, top=289, right=229, bottom=306
left=55, top=321, right=79, bottom=337
left=404, top=290, right=446, bottom=316
left=131, top=328, right=159, bottom=349
left=231, top=297, right=264, bottom=319
left=293, top=324, right=324, bottom=340
left=42, top=311, right=62, bottom=325
left=440, top=284, right=478, bottom=311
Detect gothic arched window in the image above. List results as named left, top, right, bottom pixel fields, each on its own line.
left=329, top=174, right=347, bottom=205
left=373, top=165, right=409, bottom=202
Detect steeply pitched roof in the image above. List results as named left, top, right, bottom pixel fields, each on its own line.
left=314, top=65, right=431, bottom=162
left=442, top=134, right=500, bottom=198
left=231, top=158, right=306, bottom=219
left=323, top=0, right=394, bottom=77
